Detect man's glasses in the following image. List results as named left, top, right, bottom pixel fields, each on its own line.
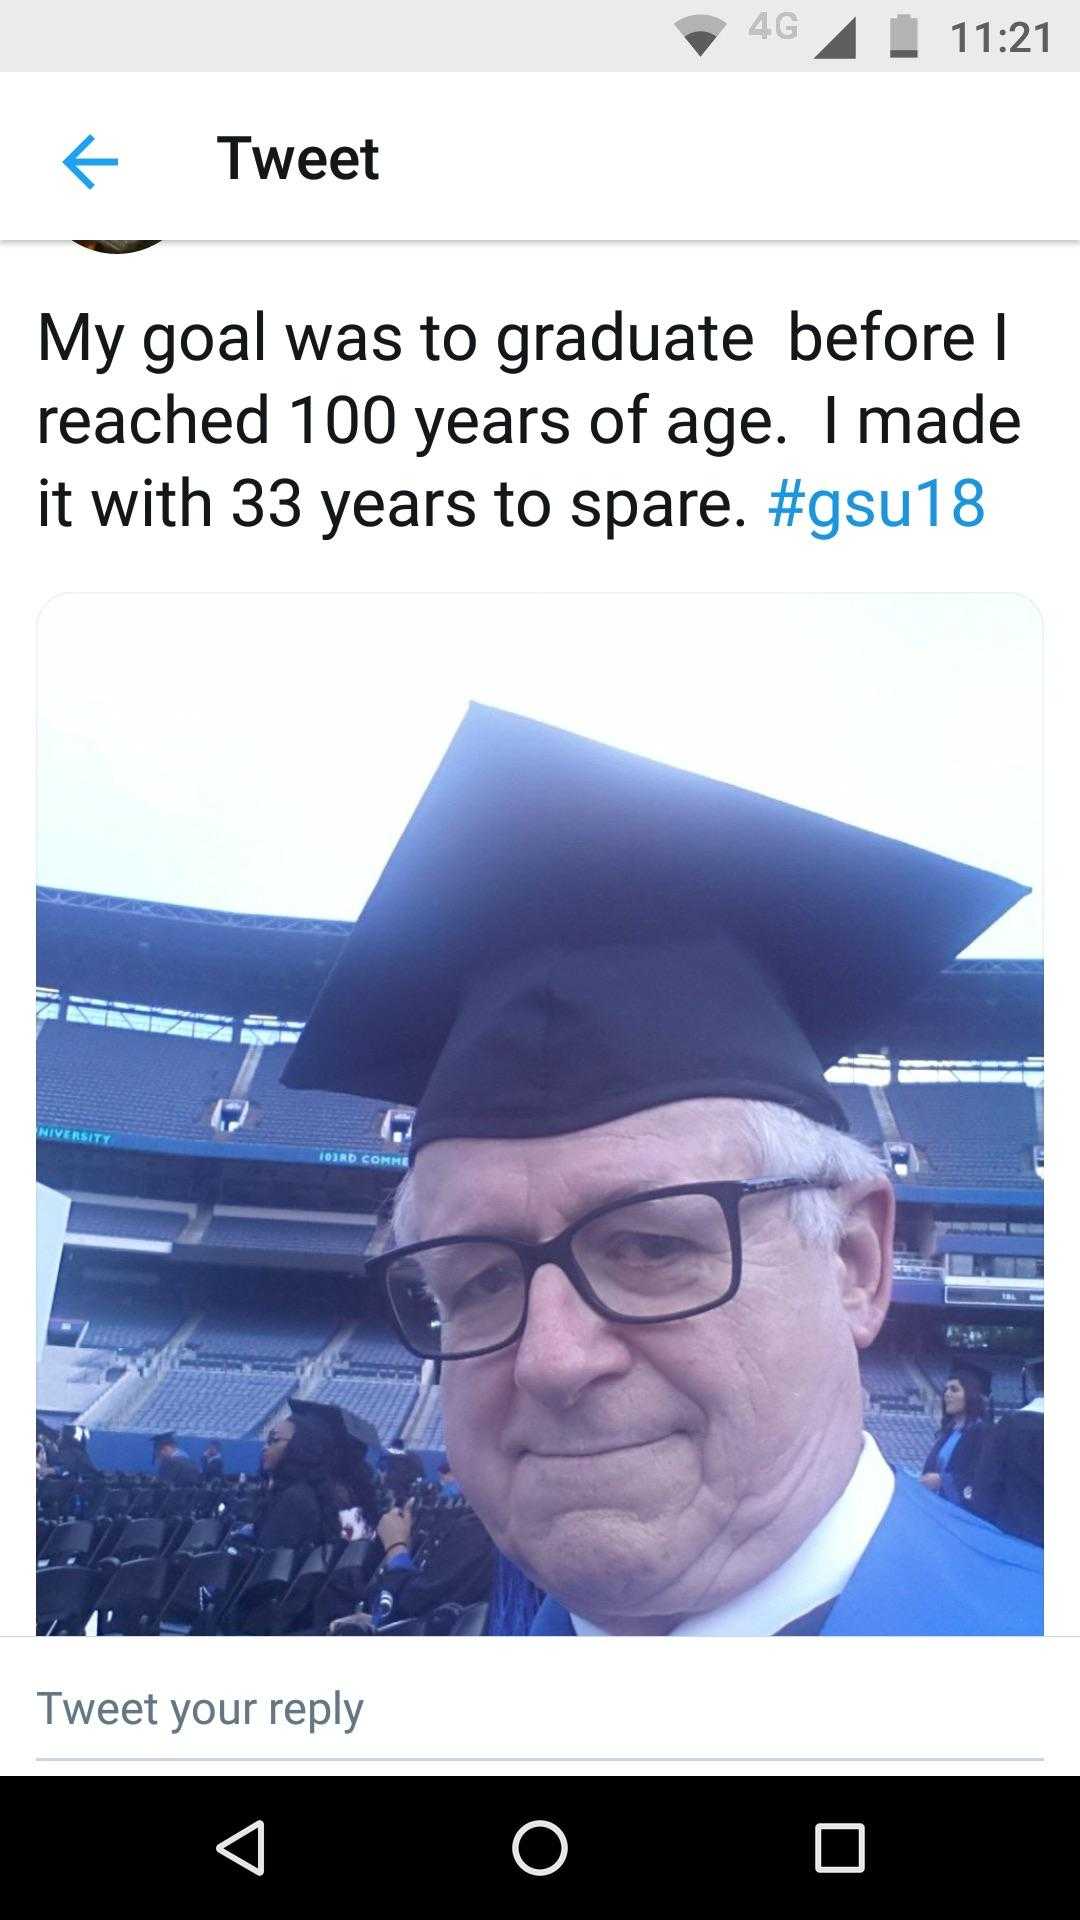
left=365, top=1178, right=840, bottom=1361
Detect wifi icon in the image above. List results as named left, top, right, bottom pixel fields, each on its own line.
left=675, top=14, right=727, bottom=57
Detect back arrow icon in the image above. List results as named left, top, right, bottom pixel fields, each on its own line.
left=63, top=135, right=119, bottom=189
left=216, top=1819, right=265, bottom=1877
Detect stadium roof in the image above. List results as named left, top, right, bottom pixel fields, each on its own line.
left=36, top=888, right=1044, bottom=1059
left=37, top=889, right=349, bottom=1023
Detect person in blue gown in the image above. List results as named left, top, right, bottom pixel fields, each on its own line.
left=281, top=706, right=1043, bottom=1639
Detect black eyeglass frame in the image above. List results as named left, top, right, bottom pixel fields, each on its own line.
left=365, top=1177, right=842, bottom=1361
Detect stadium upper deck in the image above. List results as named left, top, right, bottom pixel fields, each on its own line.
left=37, top=886, right=1043, bottom=1172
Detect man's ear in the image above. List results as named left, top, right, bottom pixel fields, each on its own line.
left=835, top=1178, right=895, bottom=1348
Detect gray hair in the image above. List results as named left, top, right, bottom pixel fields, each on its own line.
left=735, top=1101, right=887, bottom=1248
left=383, top=1098, right=886, bottom=1254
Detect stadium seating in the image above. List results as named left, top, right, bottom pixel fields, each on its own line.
left=828, top=1081, right=885, bottom=1145
left=184, top=1302, right=340, bottom=1366
left=410, top=1402, right=445, bottom=1451
left=200, top=1213, right=374, bottom=1256
left=53, top=1289, right=185, bottom=1354
left=95, top=1554, right=176, bottom=1634
left=316, top=1373, right=420, bottom=1434
left=858, top=1349, right=923, bottom=1407
left=38, top=1006, right=1043, bottom=1187
left=65, top=1200, right=190, bottom=1240
left=37, top=1520, right=95, bottom=1568
left=130, top=1368, right=296, bottom=1438
left=157, top=1549, right=248, bottom=1635
left=865, top=1408, right=939, bottom=1476
left=887, top=1083, right=1041, bottom=1189
left=335, top=1324, right=412, bottom=1369
left=245, top=1047, right=393, bottom=1152
left=37, top=1564, right=107, bottom=1634
left=38, top=1015, right=406, bottom=1164
left=37, top=1020, right=246, bottom=1143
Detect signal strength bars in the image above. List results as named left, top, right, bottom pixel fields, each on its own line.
left=815, top=16, right=857, bottom=60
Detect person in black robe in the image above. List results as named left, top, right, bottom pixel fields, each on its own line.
left=970, top=1359, right=1044, bottom=1545
left=325, top=1496, right=494, bottom=1632
left=380, top=1437, right=425, bottom=1505
left=153, top=1432, right=200, bottom=1487
left=256, top=1413, right=347, bottom=1549
left=256, top=1401, right=380, bottom=1550
left=920, top=1362, right=992, bottom=1508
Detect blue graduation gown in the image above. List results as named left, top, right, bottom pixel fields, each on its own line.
left=527, top=1470, right=1043, bottom=1636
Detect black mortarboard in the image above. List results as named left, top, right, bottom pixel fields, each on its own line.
left=282, top=705, right=1028, bottom=1153
left=288, top=1397, right=378, bottom=1452
left=152, top=1431, right=177, bottom=1450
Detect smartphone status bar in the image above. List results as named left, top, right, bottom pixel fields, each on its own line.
left=3, top=3, right=1079, bottom=74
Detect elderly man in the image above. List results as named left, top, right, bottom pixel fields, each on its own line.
left=284, top=705, right=1042, bottom=1636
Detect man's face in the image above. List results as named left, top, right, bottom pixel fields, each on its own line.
left=411, top=1099, right=891, bottom=1626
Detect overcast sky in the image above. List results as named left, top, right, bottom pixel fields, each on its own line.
left=37, top=593, right=1042, bottom=958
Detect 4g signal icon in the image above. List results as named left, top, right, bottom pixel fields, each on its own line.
left=748, top=11, right=799, bottom=39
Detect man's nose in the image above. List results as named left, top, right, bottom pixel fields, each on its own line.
left=512, top=1260, right=632, bottom=1407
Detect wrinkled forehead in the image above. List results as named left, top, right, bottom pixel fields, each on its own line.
left=406, top=1097, right=760, bottom=1241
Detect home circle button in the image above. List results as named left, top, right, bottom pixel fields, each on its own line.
left=512, top=1820, right=569, bottom=1876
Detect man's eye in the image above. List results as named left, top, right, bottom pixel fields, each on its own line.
left=441, top=1262, right=518, bottom=1312
left=604, top=1232, right=693, bottom=1263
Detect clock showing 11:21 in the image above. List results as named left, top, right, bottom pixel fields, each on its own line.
left=951, top=20, right=1050, bottom=53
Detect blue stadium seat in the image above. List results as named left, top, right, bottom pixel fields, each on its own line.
left=887, top=1083, right=1041, bottom=1189
left=200, top=1214, right=374, bottom=1256
left=246, top=1048, right=392, bottom=1152
left=828, top=1082, right=885, bottom=1147
left=37, top=1020, right=246, bottom=1144
left=65, top=1201, right=189, bottom=1241
left=865, top=1408, right=939, bottom=1475
left=316, top=1373, right=420, bottom=1436
left=185, top=1302, right=339, bottom=1366
left=51, top=1287, right=184, bottom=1354
left=130, top=1369, right=296, bottom=1438
left=335, top=1324, right=411, bottom=1369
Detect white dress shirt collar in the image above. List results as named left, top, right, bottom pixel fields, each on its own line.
left=570, top=1432, right=896, bottom=1638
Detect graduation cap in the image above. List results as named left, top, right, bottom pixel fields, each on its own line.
left=288, top=1397, right=378, bottom=1453
left=282, top=704, right=1028, bottom=1152
left=152, top=1431, right=177, bottom=1451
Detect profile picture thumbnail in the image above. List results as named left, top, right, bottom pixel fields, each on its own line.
left=74, top=240, right=161, bottom=256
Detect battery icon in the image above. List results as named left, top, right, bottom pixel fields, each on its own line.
left=890, top=13, right=918, bottom=57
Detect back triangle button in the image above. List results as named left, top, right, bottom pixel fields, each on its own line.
left=216, top=1819, right=265, bottom=1877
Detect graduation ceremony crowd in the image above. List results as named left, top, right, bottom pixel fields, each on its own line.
left=36, top=1406, right=496, bottom=1635
left=37, top=1353, right=1043, bottom=1638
